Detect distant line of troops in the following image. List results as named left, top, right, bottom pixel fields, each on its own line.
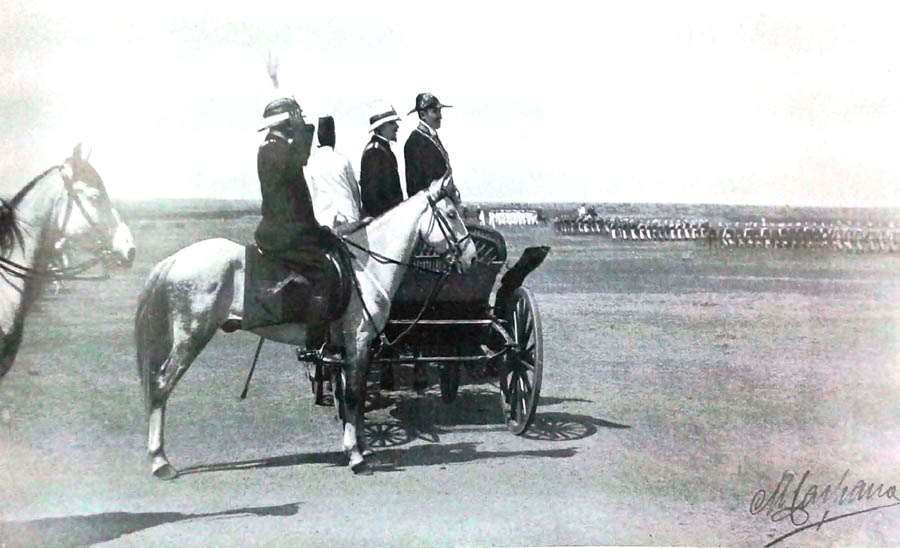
left=462, top=208, right=544, bottom=227
left=554, top=217, right=711, bottom=241
left=554, top=216, right=900, bottom=252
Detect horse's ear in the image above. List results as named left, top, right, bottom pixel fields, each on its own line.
left=72, top=142, right=92, bottom=163
left=444, top=177, right=461, bottom=205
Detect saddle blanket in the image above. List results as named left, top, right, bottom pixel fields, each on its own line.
left=242, top=245, right=353, bottom=331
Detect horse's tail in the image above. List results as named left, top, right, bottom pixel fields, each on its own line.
left=135, top=256, right=175, bottom=413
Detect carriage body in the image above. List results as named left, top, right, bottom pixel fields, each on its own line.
left=303, top=224, right=548, bottom=434
left=371, top=224, right=548, bottom=434
left=384, top=224, right=507, bottom=350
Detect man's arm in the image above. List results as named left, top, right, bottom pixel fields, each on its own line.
left=360, top=148, right=391, bottom=217
left=341, top=158, right=361, bottom=222
left=404, top=137, right=424, bottom=198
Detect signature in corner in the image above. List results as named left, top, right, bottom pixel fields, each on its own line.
left=749, top=469, right=900, bottom=547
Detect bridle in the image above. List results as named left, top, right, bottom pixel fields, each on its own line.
left=424, top=190, right=472, bottom=272
left=341, top=182, right=471, bottom=275
left=0, top=165, right=114, bottom=281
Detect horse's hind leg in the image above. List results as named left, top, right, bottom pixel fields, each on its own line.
left=147, top=322, right=221, bottom=480
left=148, top=404, right=175, bottom=479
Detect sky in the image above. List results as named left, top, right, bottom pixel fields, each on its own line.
left=1, top=1, right=899, bottom=207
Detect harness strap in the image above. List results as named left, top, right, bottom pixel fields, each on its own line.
left=340, top=237, right=447, bottom=275
left=336, top=192, right=468, bottom=355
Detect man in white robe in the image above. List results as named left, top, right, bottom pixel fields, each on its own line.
left=306, top=116, right=361, bottom=227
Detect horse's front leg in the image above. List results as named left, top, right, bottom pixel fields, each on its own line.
left=340, top=341, right=372, bottom=472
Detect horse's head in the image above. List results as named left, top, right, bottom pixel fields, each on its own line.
left=420, top=175, right=478, bottom=273
left=56, top=144, right=136, bottom=267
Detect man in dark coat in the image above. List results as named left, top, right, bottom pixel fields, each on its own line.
left=359, top=103, right=403, bottom=218
left=254, top=97, right=330, bottom=270
left=404, top=92, right=452, bottom=198
left=402, top=93, right=455, bottom=391
left=253, top=97, right=344, bottom=403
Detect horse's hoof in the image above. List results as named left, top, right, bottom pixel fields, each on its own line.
left=349, top=454, right=370, bottom=474
left=351, top=460, right=372, bottom=475
left=361, top=447, right=376, bottom=458
left=153, top=463, right=179, bottom=481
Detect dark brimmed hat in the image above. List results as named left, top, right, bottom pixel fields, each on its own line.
left=407, top=92, right=452, bottom=115
left=258, top=97, right=302, bottom=131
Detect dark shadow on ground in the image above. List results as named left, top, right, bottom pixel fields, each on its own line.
left=362, top=441, right=578, bottom=473
left=0, top=502, right=300, bottom=548
left=385, top=389, right=508, bottom=443
left=171, top=440, right=577, bottom=478
left=522, top=411, right=630, bottom=442
left=538, top=396, right=595, bottom=406
left=178, top=451, right=346, bottom=476
left=363, top=388, right=622, bottom=445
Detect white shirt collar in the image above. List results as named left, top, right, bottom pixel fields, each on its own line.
left=417, top=121, right=439, bottom=139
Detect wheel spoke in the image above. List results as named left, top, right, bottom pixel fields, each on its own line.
left=518, top=370, right=532, bottom=395
left=522, top=316, right=533, bottom=343
left=523, top=344, right=536, bottom=362
left=508, top=372, right=520, bottom=417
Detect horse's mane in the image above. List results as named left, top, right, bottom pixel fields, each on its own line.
left=0, top=165, right=61, bottom=253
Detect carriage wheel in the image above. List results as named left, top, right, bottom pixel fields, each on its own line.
left=498, top=287, right=543, bottom=435
left=439, top=363, right=460, bottom=403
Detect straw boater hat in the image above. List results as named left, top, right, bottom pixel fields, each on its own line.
left=368, top=102, right=401, bottom=133
left=407, top=92, right=452, bottom=115
left=258, top=97, right=302, bottom=132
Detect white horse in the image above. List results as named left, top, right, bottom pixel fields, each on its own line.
left=135, top=177, right=477, bottom=478
left=0, top=144, right=136, bottom=378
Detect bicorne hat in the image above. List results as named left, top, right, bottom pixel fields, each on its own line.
left=407, top=92, right=452, bottom=115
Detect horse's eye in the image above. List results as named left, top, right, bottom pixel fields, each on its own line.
left=446, top=210, right=458, bottom=220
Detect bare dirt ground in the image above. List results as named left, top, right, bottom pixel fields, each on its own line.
left=2, top=218, right=900, bottom=547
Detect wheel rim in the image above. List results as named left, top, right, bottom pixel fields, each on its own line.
left=499, top=287, right=543, bottom=434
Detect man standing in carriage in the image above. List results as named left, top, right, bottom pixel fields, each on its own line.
left=306, top=115, right=362, bottom=227
left=359, top=103, right=403, bottom=218
left=404, top=92, right=453, bottom=198
left=404, top=92, right=454, bottom=390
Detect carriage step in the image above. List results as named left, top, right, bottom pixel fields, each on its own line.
left=295, top=349, right=317, bottom=362
left=295, top=348, right=345, bottom=365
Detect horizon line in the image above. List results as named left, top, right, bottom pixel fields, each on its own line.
left=114, top=197, right=900, bottom=210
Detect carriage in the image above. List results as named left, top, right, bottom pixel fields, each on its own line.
left=301, top=224, right=550, bottom=435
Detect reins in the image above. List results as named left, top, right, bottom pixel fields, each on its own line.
left=0, top=253, right=109, bottom=281
left=339, top=191, right=466, bottom=353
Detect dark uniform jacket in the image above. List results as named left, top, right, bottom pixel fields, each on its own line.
left=254, top=133, right=332, bottom=273
left=359, top=135, right=403, bottom=218
left=404, top=123, right=449, bottom=197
